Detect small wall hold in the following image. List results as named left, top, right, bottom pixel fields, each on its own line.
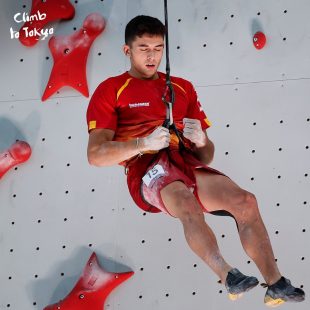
left=253, top=31, right=266, bottom=50
left=43, top=252, right=134, bottom=310
left=0, top=141, right=32, bottom=179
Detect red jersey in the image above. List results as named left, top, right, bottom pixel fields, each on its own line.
left=87, top=71, right=211, bottom=165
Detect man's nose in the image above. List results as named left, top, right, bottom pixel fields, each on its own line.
left=147, top=50, right=155, bottom=59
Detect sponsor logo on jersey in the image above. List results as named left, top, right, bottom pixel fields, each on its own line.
left=129, top=102, right=150, bottom=108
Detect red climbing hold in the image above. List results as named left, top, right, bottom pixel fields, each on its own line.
left=253, top=31, right=266, bottom=50
left=19, top=0, right=75, bottom=47
left=42, top=13, right=106, bottom=101
left=43, top=252, right=134, bottom=310
left=0, top=141, right=32, bottom=179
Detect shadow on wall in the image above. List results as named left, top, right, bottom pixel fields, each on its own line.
left=0, top=111, right=41, bottom=151
left=0, top=117, right=27, bottom=150
left=251, top=18, right=264, bottom=36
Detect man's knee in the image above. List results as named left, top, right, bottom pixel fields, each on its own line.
left=236, top=191, right=259, bottom=223
left=160, top=182, right=203, bottom=220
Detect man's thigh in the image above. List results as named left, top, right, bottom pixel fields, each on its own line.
left=194, top=169, right=252, bottom=215
left=160, top=181, right=203, bottom=218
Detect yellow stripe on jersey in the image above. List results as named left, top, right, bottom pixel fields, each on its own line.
left=89, top=120, right=97, bottom=130
left=117, top=78, right=133, bottom=100
left=171, top=82, right=186, bottom=94
left=204, top=117, right=212, bottom=127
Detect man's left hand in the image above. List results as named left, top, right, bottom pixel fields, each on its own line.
left=183, top=118, right=206, bottom=148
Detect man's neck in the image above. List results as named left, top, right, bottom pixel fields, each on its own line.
left=128, top=68, right=159, bottom=80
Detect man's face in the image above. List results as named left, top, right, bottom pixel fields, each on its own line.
left=123, top=33, right=164, bottom=80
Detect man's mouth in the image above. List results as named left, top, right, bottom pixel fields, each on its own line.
left=146, top=64, right=156, bottom=68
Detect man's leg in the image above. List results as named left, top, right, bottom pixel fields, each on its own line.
left=194, top=170, right=305, bottom=306
left=193, top=169, right=281, bottom=286
left=160, top=180, right=233, bottom=284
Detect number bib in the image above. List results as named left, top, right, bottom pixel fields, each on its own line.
left=142, top=164, right=166, bottom=187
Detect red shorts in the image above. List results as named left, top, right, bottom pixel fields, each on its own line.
left=126, top=148, right=228, bottom=216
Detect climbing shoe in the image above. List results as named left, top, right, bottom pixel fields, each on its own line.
left=225, top=268, right=259, bottom=300
left=263, top=276, right=305, bottom=307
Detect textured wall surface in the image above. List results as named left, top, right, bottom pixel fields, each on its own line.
left=0, top=0, right=309, bottom=309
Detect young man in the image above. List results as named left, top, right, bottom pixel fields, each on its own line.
left=86, top=15, right=305, bottom=306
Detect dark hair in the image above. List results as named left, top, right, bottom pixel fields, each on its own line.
left=125, top=15, right=166, bottom=45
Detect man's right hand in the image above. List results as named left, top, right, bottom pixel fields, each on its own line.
left=141, top=126, right=170, bottom=152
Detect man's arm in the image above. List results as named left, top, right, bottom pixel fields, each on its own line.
left=182, top=118, right=215, bottom=165
left=192, top=131, right=215, bottom=165
left=87, top=128, right=142, bottom=166
left=87, top=127, right=170, bottom=167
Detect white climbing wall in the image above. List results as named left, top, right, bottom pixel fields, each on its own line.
left=0, top=0, right=309, bottom=309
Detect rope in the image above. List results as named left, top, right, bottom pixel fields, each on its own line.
left=162, top=0, right=174, bottom=127
left=162, top=0, right=185, bottom=150
left=164, top=0, right=171, bottom=84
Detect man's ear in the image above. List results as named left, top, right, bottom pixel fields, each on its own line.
left=123, top=44, right=130, bottom=56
